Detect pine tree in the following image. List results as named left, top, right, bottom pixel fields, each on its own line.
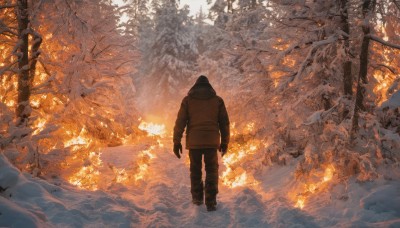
left=135, top=0, right=198, bottom=118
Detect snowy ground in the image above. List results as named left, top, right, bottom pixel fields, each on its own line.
left=1, top=139, right=400, bottom=227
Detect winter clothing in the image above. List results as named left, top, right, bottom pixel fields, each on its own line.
left=173, top=143, right=182, bottom=159
left=173, top=75, right=230, bottom=210
left=196, top=75, right=209, bottom=84
left=219, top=143, right=228, bottom=157
left=173, top=77, right=230, bottom=149
left=189, top=149, right=219, bottom=208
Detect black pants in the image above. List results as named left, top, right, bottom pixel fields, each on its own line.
left=189, top=149, right=219, bottom=205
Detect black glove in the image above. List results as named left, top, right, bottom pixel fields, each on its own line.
left=173, top=143, right=183, bottom=159
left=219, top=144, right=228, bottom=157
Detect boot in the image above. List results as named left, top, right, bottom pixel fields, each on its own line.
left=191, top=181, right=204, bottom=205
left=205, top=182, right=218, bottom=211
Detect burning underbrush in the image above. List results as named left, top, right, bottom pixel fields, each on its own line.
left=61, top=120, right=166, bottom=191
left=221, top=122, right=265, bottom=188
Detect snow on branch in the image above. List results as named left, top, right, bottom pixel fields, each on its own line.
left=294, top=35, right=337, bottom=82
left=275, top=38, right=315, bottom=65
left=366, top=34, right=400, bottom=50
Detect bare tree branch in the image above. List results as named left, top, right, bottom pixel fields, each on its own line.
left=367, top=34, right=400, bottom=50
left=0, top=61, right=18, bottom=76
left=0, top=4, right=16, bottom=9
left=392, top=0, right=400, bottom=10
left=372, top=64, right=397, bottom=74
left=116, top=59, right=137, bottom=70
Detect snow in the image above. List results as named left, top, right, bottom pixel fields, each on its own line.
left=1, top=140, right=400, bottom=227
left=381, top=90, right=400, bottom=109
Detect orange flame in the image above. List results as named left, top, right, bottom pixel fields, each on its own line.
left=294, top=165, right=335, bottom=209
left=134, top=145, right=156, bottom=182
left=221, top=122, right=262, bottom=188
left=68, top=151, right=103, bottom=190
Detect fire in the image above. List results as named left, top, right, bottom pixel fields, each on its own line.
left=295, top=196, right=306, bottom=209
left=371, top=38, right=400, bottom=105
left=134, top=145, right=156, bottom=182
left=68, top=152, right=102, bottom=191
left=294, top=165, right=335, bottom=209
left=222, top=167, right=250, bottom=188
left=114, top=168, right=128, bottom=183
left=323, top=166, right=334, bottom=182
left=138, top=121, right=166, bottom=137
left=221, top=124, right=261, bottom=188
left=64, top=128, right=91, bottom=148
left=33, top=118, right=47, bottom=135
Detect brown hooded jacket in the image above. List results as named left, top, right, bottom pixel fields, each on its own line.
left=173, top=76, right=230, bottom=149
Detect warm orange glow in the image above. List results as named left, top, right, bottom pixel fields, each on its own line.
left=221, top=123, right=262, bottom=188
left=272, top=38, right=290, bottom=51
left=134, top=145, right=156, bottom=182
left=33, top=118, right=47, bottom=135
left=68, top=152, right=103, bottom=190
left=64, top=128, right=92, bottom=148
left=295, top=196, right=305, bottom=209
left=5, top=99, right=15, bottom=107
left=113, top=168, right=129, bottom=183
left=293, top=165, right=335, bottom=209
left=371, top=33, right=400, bottom=105
left=138, top=120, right=166, bottom=137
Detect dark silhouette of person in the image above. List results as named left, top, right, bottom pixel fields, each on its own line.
left=173, top=75, right=230, bottom=211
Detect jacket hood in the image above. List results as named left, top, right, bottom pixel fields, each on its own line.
left=188, top=77, right=216, bottom=99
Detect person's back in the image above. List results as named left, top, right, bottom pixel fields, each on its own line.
left=173, top=75, right=230, bottom=212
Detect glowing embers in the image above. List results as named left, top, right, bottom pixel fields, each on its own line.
left=138, top=120, right=166, bottom=137
left=293, top=165, right=335, bottom=209
left=68, top=151, right=103, bottom=191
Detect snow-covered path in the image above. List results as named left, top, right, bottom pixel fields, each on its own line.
left=100, top=141, right=274, bottom=227
left=97, top=139, right=323, bottom=227
left=1, top=138, right=400, bottom=227
left=98, top=139, right=400, bottom=227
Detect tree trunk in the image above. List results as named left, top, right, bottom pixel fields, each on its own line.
left=228, top=0, right=233, bottom=13
left=16, top=0, right=30, bottom=126
left=339, top=0, right=352, bottom=96
left=350, top=0, right=374, bottom=141
left=252, top=0, right=257, bottom=9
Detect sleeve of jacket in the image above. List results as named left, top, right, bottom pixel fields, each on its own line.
left=218, top=97, right=230, bottom=145
left=173, top=97, right=189, bottom=144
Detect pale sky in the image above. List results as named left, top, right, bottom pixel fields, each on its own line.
left=179, top=0, right=209, bottom=17
left=113, top=0, right=210, bottom=17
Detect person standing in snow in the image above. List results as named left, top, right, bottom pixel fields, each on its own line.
left=173, top=75, right=230, bottom=212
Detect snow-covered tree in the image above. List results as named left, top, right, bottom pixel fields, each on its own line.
left=135, top=0, right=199, bottom=119
left=196, top=0, right=400, bottom=184
left=1, top=0, right=140, bottom=185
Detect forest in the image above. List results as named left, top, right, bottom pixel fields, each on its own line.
left=1, top=0, right=400, bottom=227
